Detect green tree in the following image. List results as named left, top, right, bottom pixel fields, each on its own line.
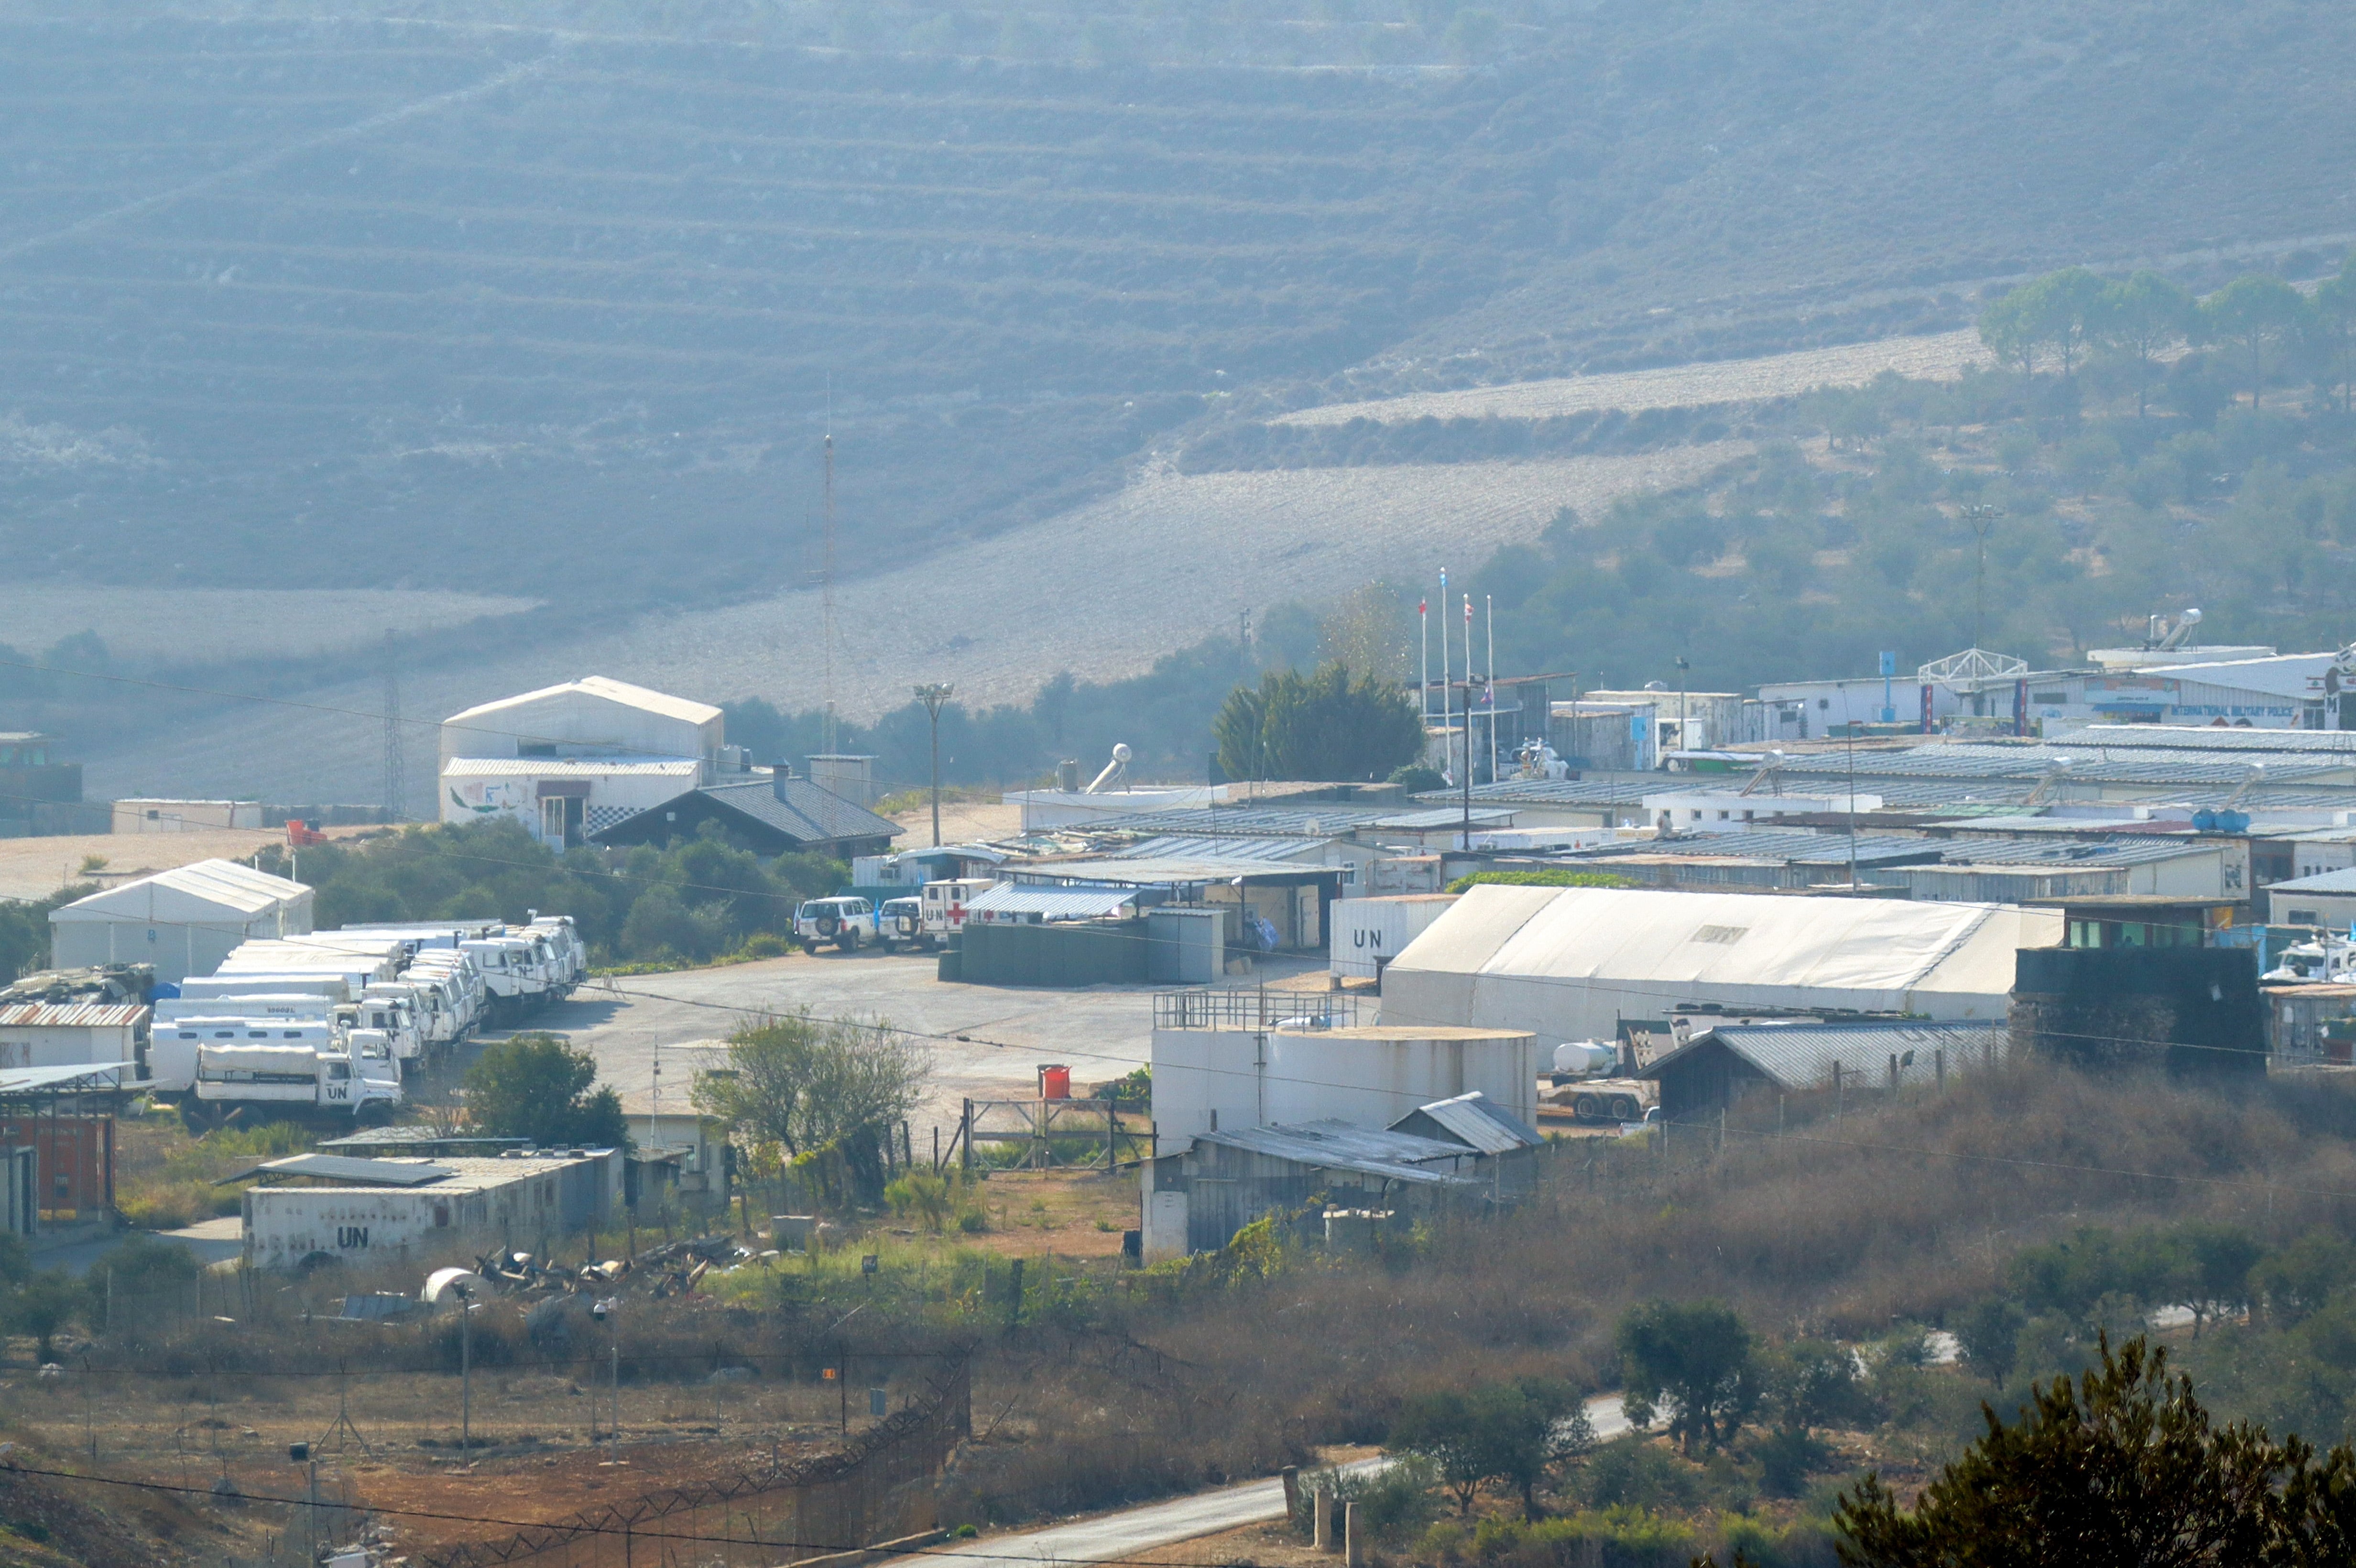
left=8, top=1271, right=81, bottom=1363
left=1954, top=1298, right=2027, bottom=1384
left=1388, top=1381, right=1581, bottom=1519
left=2092, top=272, right=2193, bottom=418
left=2252, top=1233, right=2356, bottom=1328
left=1835, top=1338, right=2289, bottom=1567
left=2201, top=273, right=2311, bottom=409
left=2167, top=1222, right=2264, bottom=1339
left=1213, top=664, right=1423, bottom=781
left=2307, top=258, right=2356, bottom=414
left=1980, top=269, right=2107, bottom=377
left=1616, top=1299, right=1756, bottom=1456
left=461, top=1033, right=626, bottom=1148
left=696, top=1013, right=929, bottom=1162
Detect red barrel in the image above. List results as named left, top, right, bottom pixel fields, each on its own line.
left=1039, top=1064, right=1071, bottom=1100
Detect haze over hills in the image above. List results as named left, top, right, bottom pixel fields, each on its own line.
left=5, top=0, right=2356, bottom=797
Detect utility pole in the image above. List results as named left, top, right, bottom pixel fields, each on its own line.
left=1962, top=504, right=2005, bottom=651
left=1846, top=720, right=1860, bottom=888
left=1675, top=655, right=1690, bottom=758
left=1484, top=593, right=1496, bottom=784
left=459, top=1284, right=472, bottom=1456
left=381, top=629, right=405, bottom=824
left=821, top=426, right=839, bottom=758
left=914, top=684, right=954, bottom=847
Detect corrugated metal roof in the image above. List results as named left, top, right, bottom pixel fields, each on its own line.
left=1416, top=780, right=1654, bottom=806
left=1077, top=806, right=1386, bottom=838
left=2047, top=725, right=2356, bottom=755
left=1564, top=831, right=1938, bottom=866
left=0, top=1003, right=146, bottom=1029
left=244, top=1154, right=456, bottom=1187
left=964, top=884, right=1138, bottom=920
left=1646, top=1019, right=2008, bottom=1090
left=2263, top=868, right=2356, bottom=893
left=1937, top=835, right=2216, bottom=868
left=1113, top=835, right=1328, bottom=863
left=0, top=1062, right=138, bottom=1093
left=442, top=757, right=701, bottom=777
left=1371, top=808, right=1518, bottom=829
left=1019, top=856, right=1345, bottom=885
left=1194, top=1120, right=1483, bottom=1186
left=52, top=859, right=309, bottom=921
left=1391, top=1092, right=1541, bottom=1154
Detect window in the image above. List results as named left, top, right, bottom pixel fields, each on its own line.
left=1818, top=698, right=1830, bottom=710
left=2291, top=909, right=2321, bottom=924
left=213, top=1030, right=233, bottom=1038
left=283, top=1031, right=302, bottom=1039
left=248, top=1031, right=267, bottom=1038
left=2033, top=692, right=2067, bottom=704
left=178, top=1031, right=197, bottom=1040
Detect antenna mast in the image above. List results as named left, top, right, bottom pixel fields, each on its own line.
left=821, top=429, right=838, bottom=758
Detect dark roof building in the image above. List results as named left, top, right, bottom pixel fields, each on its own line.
left=1638, top=1018, right=2007, bottom=1121
left=590, top=773, right=900, bottom=859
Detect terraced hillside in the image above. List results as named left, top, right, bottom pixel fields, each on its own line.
left=0, top=17, right=1537, bottom=603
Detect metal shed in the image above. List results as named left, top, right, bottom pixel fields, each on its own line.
left=1639, top=1018, right=2008, bottom=1121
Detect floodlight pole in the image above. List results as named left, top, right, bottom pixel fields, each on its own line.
left=1962, top=504, right=2006, bottom=651
left=914, top=684, right=955, bottom=847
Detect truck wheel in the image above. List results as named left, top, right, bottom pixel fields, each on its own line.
left=179, top=1101, right=218, bottom=1137
left=879, top=937, right=897, bottom=954
left=840, top=928, right=861, bottom=952
left=799, top=940, right=820, bottom=956
left=1573, top=1094, right=1602, bottom=1121
left=1610, top=1096, right=1638, bottom=1121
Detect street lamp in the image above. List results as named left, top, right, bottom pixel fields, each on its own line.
left=1961, top=504, right=2006, bottom=651
left=913, top=684, right=954, bottom=848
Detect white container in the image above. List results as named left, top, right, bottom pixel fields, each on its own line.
left=1329, top=894, right=1459, bottom=980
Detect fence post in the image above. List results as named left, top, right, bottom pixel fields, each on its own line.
left=1344, top=1501, right=1363, bottom=1567
left=1313, top=1486, right=1333, bottom=1551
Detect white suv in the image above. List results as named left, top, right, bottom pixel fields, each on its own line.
left=794, top=897, right=880, bottom=954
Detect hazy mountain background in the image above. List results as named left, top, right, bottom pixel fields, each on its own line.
left=1, top=0, right=2353, bottom=800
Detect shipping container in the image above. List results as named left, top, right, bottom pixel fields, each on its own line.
left=1329, top=894, right=1459, bottom=980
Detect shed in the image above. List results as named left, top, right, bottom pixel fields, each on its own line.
left=1378, top=885, right=2059, bottom=1050
left=1638, top=1019, right=2008, bottom=1121
left=0, top=1002, right=147, bottom=1070
left=240, top=1150, right=623, bottom=1272
left=2265, top=868, right=2356, bottom=930
left=616, top=1092, right=732, bottom=1209
left=589, top=774, right=899, bottom=859
left=49, top=860, right=312, bottom=985
left=1142, top=1119, right=1485, bottom=1259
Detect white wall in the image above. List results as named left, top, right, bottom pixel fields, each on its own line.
left=1149, top=1025, right=1538, bottom=1143
left=1330, top=896, right=1458, bottom=980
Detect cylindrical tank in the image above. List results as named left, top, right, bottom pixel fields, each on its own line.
left=1039, top=1064, right=1071, bottom=1100
left=1552, top=1041, right=1617, bottom=1077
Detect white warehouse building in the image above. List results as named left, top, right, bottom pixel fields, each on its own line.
left=49, top=860, right=312, bottom=985
left=1377, top=885, right=2061, bottom=1050
left=439, top=676, right=726, bottom=849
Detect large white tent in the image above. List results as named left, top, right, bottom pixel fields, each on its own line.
left=1377, top=885, right=2061, bottom=1048
left=49, top=859, right=312, bottom=984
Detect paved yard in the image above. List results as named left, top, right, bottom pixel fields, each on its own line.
left=507, top=951, right=1326, bottom=1143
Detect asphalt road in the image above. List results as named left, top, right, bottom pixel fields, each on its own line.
left=509, top=951, right=1328, bottom=1137
left=888, top=1401, right=1632, bottom=1568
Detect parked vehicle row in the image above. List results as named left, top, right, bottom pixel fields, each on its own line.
left=150, top=911, right=587, bottom=1131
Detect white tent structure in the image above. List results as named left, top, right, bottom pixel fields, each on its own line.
left=49, top=859, right=313, bottom=984
left=1377, top=885, right=2061, bottom=1048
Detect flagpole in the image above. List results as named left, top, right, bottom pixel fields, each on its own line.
left=1462, top=592, right=1474, bottom=849
left=1419, top=597, right=1429, bottom=723
left=1485, top=592, right=1496, bottom=787
left=1439, top=569, right=1451, bottom=787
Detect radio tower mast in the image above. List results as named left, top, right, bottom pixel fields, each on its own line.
left=821, top=429, right=838, bottom=758
left=381, top=629, right=405, bottom=823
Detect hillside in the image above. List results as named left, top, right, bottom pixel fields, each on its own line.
left=6, top=2, right=2356, bottom=798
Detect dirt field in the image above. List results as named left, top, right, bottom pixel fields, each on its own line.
left=886, top=801, right=1025, bottom=844
left=0, top=824, right=379, bottom=904
left=1272, top=328, right=1992, bottom=428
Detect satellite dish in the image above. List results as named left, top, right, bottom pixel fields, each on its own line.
left=423, top=1267, right=488, bottom=1306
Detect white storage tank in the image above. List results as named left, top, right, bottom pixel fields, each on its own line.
left=1329, top=894, right=1459, bottom=980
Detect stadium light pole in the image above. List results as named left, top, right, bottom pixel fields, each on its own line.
left=915, top=684, right=955, bottom=846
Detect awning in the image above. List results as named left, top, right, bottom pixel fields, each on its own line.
left=964, top=884, right=1140, bottom=921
